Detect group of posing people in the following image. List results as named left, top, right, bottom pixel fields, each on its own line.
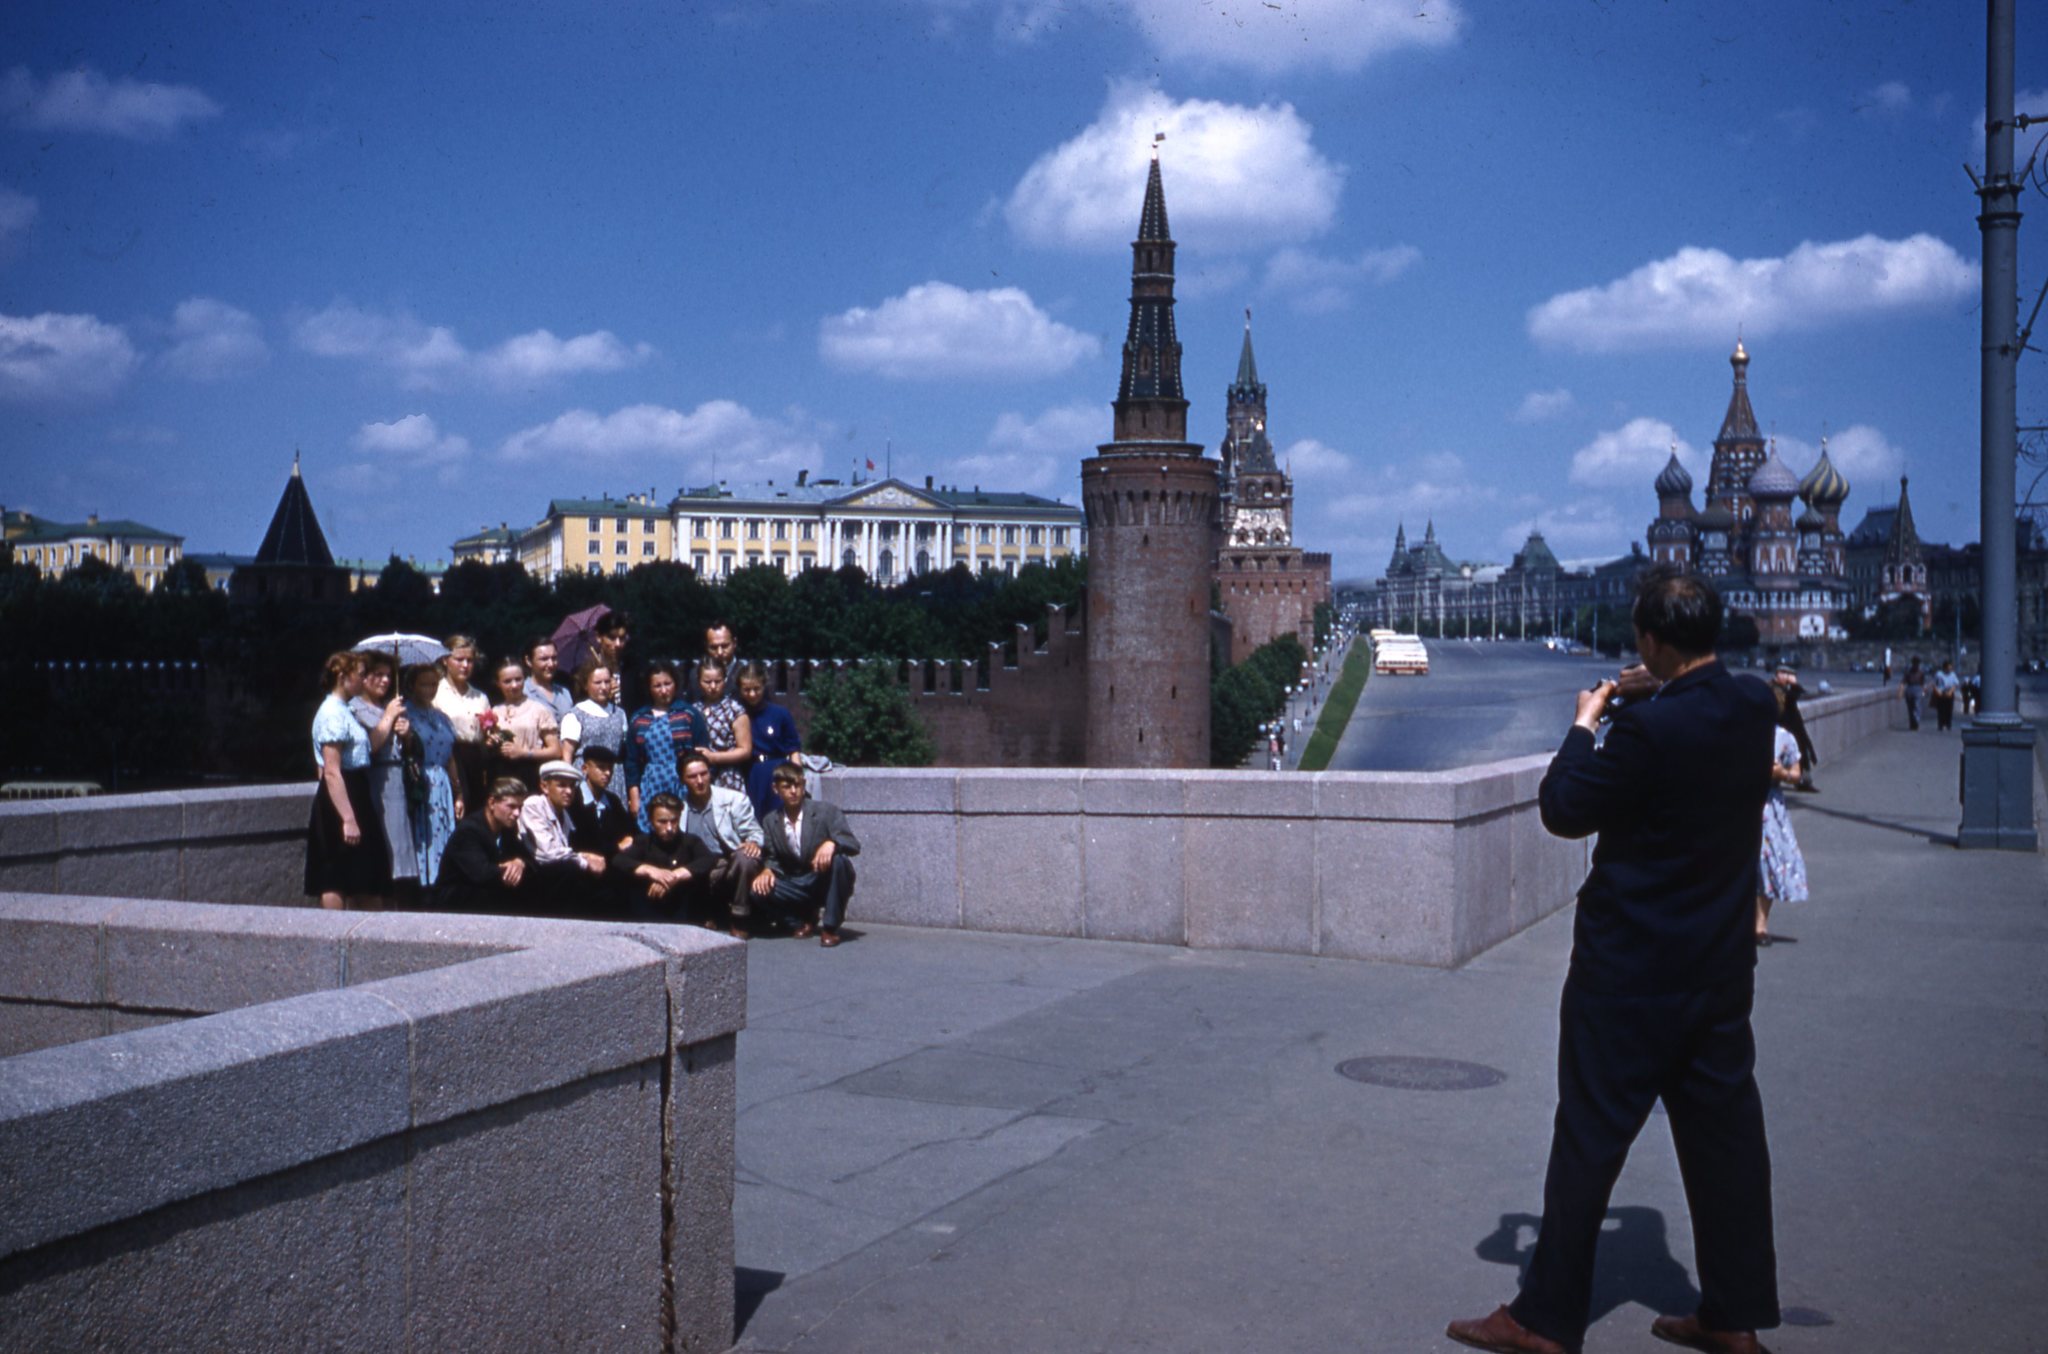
left=302, top=620, right=858, bottom=945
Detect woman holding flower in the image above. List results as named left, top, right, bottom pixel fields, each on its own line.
left=488, top=657, right=562, bottom=790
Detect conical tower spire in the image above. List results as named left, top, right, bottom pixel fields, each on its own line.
left=1230, top=309, right=1263, bottom=403
left=1886, top=475, right=1921, bottom=563
left=1107, top=144, right=1188, bottom=441
left=254, top=457, right=335, bottom=568
left=1718, top=339, right=1760, bottom=443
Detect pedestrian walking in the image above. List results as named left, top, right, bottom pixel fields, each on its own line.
left=1758, top=688, right=1809, bottom=947
left=1901, top=657, right=1925, bottom=731
left=1930, top=659, right=1960, bottom=732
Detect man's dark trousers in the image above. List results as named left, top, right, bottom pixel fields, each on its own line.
left=1510, top=974, right=1778, bottom=1348
left=765, top=854, right=856, bottom=930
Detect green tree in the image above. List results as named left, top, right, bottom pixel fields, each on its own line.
left=802, top=662, right=934, bottom=766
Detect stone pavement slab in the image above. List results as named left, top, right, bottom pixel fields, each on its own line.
left=731, top=722, right=2045, bottom=1352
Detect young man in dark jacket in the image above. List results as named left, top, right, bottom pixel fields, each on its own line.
left=751, top=763, right=861, bottom=947
left=434, top=778, right=534, bottom=913
left=608, top=792, right=720, bottom=924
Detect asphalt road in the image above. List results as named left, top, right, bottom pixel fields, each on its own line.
left=1323, top=640, right=1882, bottom=772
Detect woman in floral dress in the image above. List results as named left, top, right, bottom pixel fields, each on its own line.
left=488, top=657, right=562, bottom=790
left=624, top=662, right=710, bottom=833
left=561, top=659, right=627, bottom=768
left=1757, top=688, right=1809, bottom=946
left=693, top=657, right=754, bottom=794
left=401, top=662, right=463, bottom=886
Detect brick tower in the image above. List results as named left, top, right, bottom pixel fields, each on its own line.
left=1083, top=147, right=1217, bottom=768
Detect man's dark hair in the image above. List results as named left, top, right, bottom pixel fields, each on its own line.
left=1630, top=565, right=1721, bottom=656
left=704, top=619, right=734, bottom=643
left=523, top=635, right=555, bottom=663
left=596, top=609, right=631, bottom=637
left=770, top=763, right=806, bottom=789
left=581, top=744, right=616, bottom=769
left=647, top=792, right=682, bottom=817
left=488, top=778, right=528, bottom=803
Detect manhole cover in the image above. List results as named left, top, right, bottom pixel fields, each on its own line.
left=1336, top=1056, right=1506, bottom=1091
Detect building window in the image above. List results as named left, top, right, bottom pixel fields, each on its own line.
left=642, top=542, right=655, bottom=557
left=773, top=520, right=789, bottom=541
left=588, top=516, right=601, bottom=531
left=1002, top=526, right=1018, bottom=545
left=978, top=526, right=992, bottom=544
left=616, top=540, right=628, bottom=555
left=614, top=562, right=628, bottom=575
left=745, top=519, right=762, bottom=539
left=1028, top=527, right=1043, bottom=545
left=719, top=552, right=735, bottom=576
left=588, top=540, right=601, bottom=555
left=719, top=518, right=736, bottom=538
left=746, top=551, right=762, bottom=567
left=800, top=521, right=815, bottom=541
left=842, top=548, right=857, bottom=569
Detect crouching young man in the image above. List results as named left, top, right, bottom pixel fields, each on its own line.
left=608, top=792, right=720, bottom=923
left=751, top=762, right=861, bottom=947
left=434, top=778, right=533, bottom=913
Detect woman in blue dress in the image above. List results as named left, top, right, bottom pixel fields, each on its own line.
left=624, top=661, right=710, bottom=833
left=401, top=662, right=463, bottom=887
left=735, top=661, right=803, bottom=817
left=348, top=651, right=416, bottom=903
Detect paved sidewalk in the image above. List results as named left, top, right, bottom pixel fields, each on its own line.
left=731, top=724, right=2045, bottom=1352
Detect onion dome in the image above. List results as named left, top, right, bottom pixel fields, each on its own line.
left=1796, top=505, right=1827, bottom=532
left=1654, top=450, right=1693, bottom=497
left=1798, top=440, right=1850, bottom=507
left=1747, top=442, right=1800, bottom=498
left=1696, top=503, right=1735, bottom=530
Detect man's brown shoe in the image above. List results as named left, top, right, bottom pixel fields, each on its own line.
left=1446, top=1305, right=1566, bottom=1354
left=1650, top=1313, right=1771, bottom=1353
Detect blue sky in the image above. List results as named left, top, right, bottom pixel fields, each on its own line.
left=2, top=0, right=2041, bottom=582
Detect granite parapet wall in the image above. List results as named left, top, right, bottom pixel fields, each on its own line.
left=0, top=898, right=744, bottom=1353
left=0, top=684, right=1898, bottom=967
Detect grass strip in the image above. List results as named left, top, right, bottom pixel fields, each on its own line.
left=1295, top=642, right=1371, bottom=772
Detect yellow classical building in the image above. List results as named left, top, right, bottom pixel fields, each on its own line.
left=2, top=507, right=185, bottom=590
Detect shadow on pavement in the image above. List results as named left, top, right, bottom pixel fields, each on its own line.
left=735, top=1267, right=785, bottom=1336
left=1790, top=799, right=1957, bottom=847
left=1474, top=1207, right=1700, bottom=1328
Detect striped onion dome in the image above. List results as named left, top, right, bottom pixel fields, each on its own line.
left=1799, top=442, right=1851, bottom=507
left=1654, top=451, right=1693, bottom=497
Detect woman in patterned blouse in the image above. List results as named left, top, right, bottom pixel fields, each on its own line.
left=693, top=657, right=754, bottom=794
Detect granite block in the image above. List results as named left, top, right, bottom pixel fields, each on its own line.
left=56, top=847, right=183, bottom=901
left=957, top=770, right=1083, bottom=815
left=180, top=838, right=307, bottom=906
left=406, top=1064, right=664, bottom=1352
left=825, top=770, right=958, bottom=814
left=367, top=939, right=667, bottom=1127
left=1079, top=770, right=1186, bottom=817
left=839, top=812, right=959, bottom=928
left=0, top=860, right=59, bottom=894
left=0, top=986, right=411, bottom=1254
left=958, top=814, right=1082, bottom=936
left=651, top=933, right=748, bottom=1048
left=339, top=911, right=536, bottom=986
left=178, top=784, right=310, bottom=841
left=1509, top=801, right=1580, bottom=934
left=1185, top=816, right=1316, bottom=954
left=1082, top=815, right=1185, bottom=944
left=1448, top=762, right=1527, bottom=820
left=0, top=1000, right=104, bottom=1057
left=1312, top=772, right=1457, bottom=823
left=0, top=802, right=58, bottom=859
left=0, top=1136, right=408, bottom=1354
left=1184, top=772, right=1317, bottom=819
left=104, top=1009, right=187, bottom=1036
left=668, top=1035, right=738, bottom=1353
left=1314, top=817, right=1457, bottom=965
left=53, top=793, right=186, bottom=853
left=0, top=902, right=102, bottom=1003
left=1450, top=810, right=1517, bottom=964
left=102, top=901, right=356, bottom=1013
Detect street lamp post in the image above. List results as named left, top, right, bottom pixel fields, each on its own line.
left=1960, top=0, right=2037, bottom=849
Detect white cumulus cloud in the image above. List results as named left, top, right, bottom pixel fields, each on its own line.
left=1326, top=451, right=1491, bottom=525
left=293, top=300, right=651, bottom=390
left=500, top=401, right=823, bottom=478
left=161, top=298, right=269, bottom=381
left=1005, top=84, right=1343, bottom=252
left=1263, top=245, right=1419, bottom=313
left=1528, top=234, right=1976, bottom=352
left=1512, top=388, right=1575, bottom=423
left=1497, top=500, right=1633, bottom=558
left=1125, top=0, right=1464, bottom=75
left=1776, top=425, right=1905, bottom=494
left=952, top=400, right=1105, bottom=492
left=1856, top=81, right=1913, bottom=116
left=819, top=282, right=1097, bottom=380
left=355, top=413, right=472, bottom=464
left=0, top=310, right=139, bottom=402
left=1569, top=418, right=1701, bottom=489
left=1278, top=437, right=1351, bottom=481
left=1, top=65, right=222, bottom=140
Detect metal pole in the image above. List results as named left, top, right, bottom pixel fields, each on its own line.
left=1959, top=0, right=2037, bottom=849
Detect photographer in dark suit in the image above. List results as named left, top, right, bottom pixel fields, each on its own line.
left=1450, top=567, right=1781, bottom=1354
